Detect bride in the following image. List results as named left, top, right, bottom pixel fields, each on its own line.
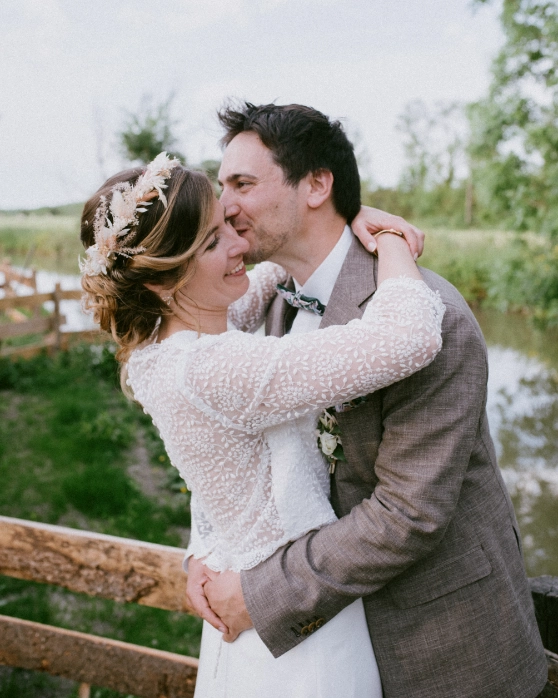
left=80, top=153, right=445, bottom=698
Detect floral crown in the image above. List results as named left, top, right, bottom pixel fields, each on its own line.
left=79, top=152, right=181, bottom=277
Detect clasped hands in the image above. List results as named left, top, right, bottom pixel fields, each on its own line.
left=185, top=556, right=253, bottom=642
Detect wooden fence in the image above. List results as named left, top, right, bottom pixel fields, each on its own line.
left=0, top=516, right=198, bottom=698
left=0, top=515, right=557, bottom=697
left=0, top=285, right=100, bottom=359
left=0, top=261, right=37, bottom=296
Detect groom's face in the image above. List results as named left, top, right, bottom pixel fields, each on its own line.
left=218, top=132, right=305, bottom=265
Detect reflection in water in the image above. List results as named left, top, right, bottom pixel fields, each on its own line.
left=475, top=310, right=558, bottom=576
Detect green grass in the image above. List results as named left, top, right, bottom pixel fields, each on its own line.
left=418, top=226, right=513, bottom=305
left=0, top=345, right=201, bottom=698
left=0, top=213, right=82, bottom=274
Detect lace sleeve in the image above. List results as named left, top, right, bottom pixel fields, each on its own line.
left=183, top=491, right=217, bottom=563
left=184, top=277, right=445, bottom=432
left=227, top=261, right=287, bottom=333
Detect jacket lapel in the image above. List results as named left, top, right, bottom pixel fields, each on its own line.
left=320, top=238, right=378, bottom=329
left=265, top=276, right=295, bottom=337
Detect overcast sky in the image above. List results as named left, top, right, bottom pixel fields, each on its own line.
left=0, top=0, right=503, bottom=210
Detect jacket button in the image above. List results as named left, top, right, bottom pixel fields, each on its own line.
left=315, top=617, right=325, bottom=628
left=308, top=622, right=316, bottom=633
left=300, top=626, right=309, bottom=636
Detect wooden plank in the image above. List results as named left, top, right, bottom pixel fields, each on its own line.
left=60, top=329, right=103, bottom=348
left=531, top=576, right=558, bottom=654
left=0, top=330, right=102, bottom=359
left=0, top=292, right=54, bottom=312
left=0, top=516, right=194, bottom=613
left=0, top=316, right=54, bottom=340
left=0, top=334, right=56, bottom=359
left=0, top=290, right=81, bottom=309
left=0, top=615, right=198, bottom=698
left=0, top=264, right=36, bottom=290
left=59, top=289, right=83, bottom=301
left=542, top=650, right=558, bottom=697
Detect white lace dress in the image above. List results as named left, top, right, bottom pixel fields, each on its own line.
left=127, top=262, right=445, bottom=698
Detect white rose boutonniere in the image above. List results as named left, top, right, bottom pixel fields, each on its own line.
left=318, top=431, right=339, bottom=457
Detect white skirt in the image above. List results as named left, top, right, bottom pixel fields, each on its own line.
left=193, top=598, right=382, bottom=698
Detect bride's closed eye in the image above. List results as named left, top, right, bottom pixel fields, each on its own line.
left=205, top=235, right=220, bottom=251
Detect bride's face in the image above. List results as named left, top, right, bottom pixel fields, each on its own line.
left=177, top=198, right=250, bottom=311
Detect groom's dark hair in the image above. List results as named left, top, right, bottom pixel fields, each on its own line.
left=218, top=102, right=361, bottom=223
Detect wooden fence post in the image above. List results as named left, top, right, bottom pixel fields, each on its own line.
left=78, top=683, right=91, bottom=698
left=53, top=282, right=62, bottom=352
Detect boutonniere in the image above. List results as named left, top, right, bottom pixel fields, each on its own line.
left=316, top=397, right=368, bottom=474
left=316, top=408, right=346, bottom=474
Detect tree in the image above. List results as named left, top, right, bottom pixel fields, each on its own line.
left=468, top=0, right=558, bottom=236
left=397, top=100, right=467, bottom=192
left=119, top=94, right=185, bottom=165
left=394, top=100, right=469, bottom=223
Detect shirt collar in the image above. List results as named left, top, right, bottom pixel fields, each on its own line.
left=293, top=225, right=353, bottom=305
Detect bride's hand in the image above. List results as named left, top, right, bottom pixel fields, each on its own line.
left=185, top=556, right=229, bottom=634
left=204, top=570, right=254, bottom=643
left=351, top=205, right=424, bottom=258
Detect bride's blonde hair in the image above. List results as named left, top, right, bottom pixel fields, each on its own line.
left=80, top=166, right=214, bottom=367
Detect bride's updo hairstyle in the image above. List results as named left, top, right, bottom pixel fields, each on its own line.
left=80, top=166, right=214, bottom=364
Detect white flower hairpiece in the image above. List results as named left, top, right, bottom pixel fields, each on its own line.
left=79, top=151, right=181, bottom=276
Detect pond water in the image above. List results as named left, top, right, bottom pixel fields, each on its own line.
left=475, top=309, right=558, bottom=577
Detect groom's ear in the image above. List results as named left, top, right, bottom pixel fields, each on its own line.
left=306, top=169, right=334, bottom=209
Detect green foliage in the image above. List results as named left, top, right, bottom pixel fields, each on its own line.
left=119, top=94, right=185, bottom=165
left=198, top=159, right=221, bottom=185
left=362, top=182, right=471, bottom=229
left=468, top=0, right=558, bottom=237
left=488, top=235, right=558, bottom=325
left=416, top=226, right=558, bottom=328
left=419, top=228, right=503, bottom=304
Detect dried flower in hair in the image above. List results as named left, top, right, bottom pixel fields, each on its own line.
left=79, top=152, right=180, bottom=277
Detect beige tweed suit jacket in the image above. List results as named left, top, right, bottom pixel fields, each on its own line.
left=241, top=238, right=547, bottom=698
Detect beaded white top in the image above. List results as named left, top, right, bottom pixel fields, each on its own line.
left=127, top=263, right=445, bottom=572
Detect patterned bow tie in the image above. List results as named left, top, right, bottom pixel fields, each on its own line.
left=277, top=284, right=326, bottom=316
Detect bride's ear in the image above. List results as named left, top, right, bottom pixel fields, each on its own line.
left=144, top=282, right=170, bottom=300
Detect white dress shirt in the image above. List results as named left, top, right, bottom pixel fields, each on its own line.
left=289, top=225, right=353, bottom=335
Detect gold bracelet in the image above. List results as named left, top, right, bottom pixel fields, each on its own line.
left=373, top=228, right=405, bottom=240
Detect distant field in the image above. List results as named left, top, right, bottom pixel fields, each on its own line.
left=0, top=213, right=82, bottom=274
left=0, top=211, right=512, bottom=277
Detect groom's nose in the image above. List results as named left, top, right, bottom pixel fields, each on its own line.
left=222, top=198, right=241, bottom=222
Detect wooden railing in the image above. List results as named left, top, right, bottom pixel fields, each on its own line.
left=0, top=515, right=557, bottom=697
left=0, top=516, right=198, bottom=698
left=0, top=285, right=100, bottom=358
left=0, top=261, right=37, bottom=296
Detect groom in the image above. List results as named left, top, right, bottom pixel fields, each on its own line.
left=187, top=102, right=547, bottom=697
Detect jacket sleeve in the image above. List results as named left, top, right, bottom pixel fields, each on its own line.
left=241, top=299, right=490, bottom=657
